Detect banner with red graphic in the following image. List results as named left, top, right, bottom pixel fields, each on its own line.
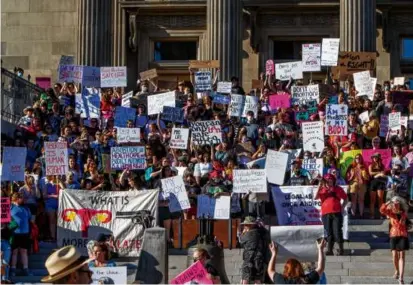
left=57, top=189, right=159, bottom=257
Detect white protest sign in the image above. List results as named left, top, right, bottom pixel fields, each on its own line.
left=394, top=77, right=405, bottom=86
left=370, top=77, right=377, bottom=100
left=161, top=176, right=190, bottom=213
left=100, top=66, right=127, bottom=87
left=321, top=38, right=340, bottom=66
left=195, top=71, right=212, bottom=92
left=325, top=104, right=348, bottom=136
left=214, top=196, right=231, bottom=219
left=45, top=142, right=68, bottom=176
left=354, top=71, right=373, bottom=96
left=232, top=169, right=267, bottom=193
left=229, top=94, right=244, bottom=117
left=147, top=91, right=176, bottom=115
left=1, top=147, right=26, bottom=181
left=291, top=85, right=319, bottom=106
left=217, top=81, right=232, bottom=94
left=190, top=120, right=222, bottom=146
left=117, top=128, right=140, bottom=143
left=197, top=195, right=231, bottom=220
left=265, top=150, right=288, bottom=185
left=122, top=91, right=133, bottom=107
left=275, top=61, right=303, bottom=81
left=302, top=121, right=325, bottom=152
left=170, top=128, right=189, bottom=149
left=90, top=267, right=127, bottom=285
left=302, top=43, right=321, bottom=72
left=359, top=110, right=369, bottom=124
left=241, top=96, right=259, bottom=118
left=390, top=115, right=407, bottom=137
left=388, top=112, right=401, bottom=130
left=302, top=159, right=324, bottom=180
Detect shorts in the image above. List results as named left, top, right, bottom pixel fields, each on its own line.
left=158, top=206, right=181, bottom=223
left=11, top=234, right=30, bottom=250
left=349, top=182, right=367, bottom=196
left=390, top=237, right=410, bottom=251
left=370, top=178, right=387, bottom=192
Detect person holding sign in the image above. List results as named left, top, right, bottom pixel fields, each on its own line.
left=346, top=154, right=370, bottom=218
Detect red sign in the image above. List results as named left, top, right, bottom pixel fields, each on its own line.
left=1, top=197, right=11, bottom=223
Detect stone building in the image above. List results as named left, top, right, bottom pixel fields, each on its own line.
left=1, top=0, right=413, bottom=90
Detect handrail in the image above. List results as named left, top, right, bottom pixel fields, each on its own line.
left=1, top=67, right=45, bottom=93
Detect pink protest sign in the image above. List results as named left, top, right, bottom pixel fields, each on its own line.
left=269, top=93, right=291, bottom=110
left=362, top=149, right=392, bottom=170
left=266, top=59, right=275, bottom=75
left=1, top=197, right=11, bottom=223
left=36, top=77, right=51, bottom=89
left=170, top=261, right=213, bottom=284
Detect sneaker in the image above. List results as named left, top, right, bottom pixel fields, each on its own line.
left=9, top=268, right=16, bottom=277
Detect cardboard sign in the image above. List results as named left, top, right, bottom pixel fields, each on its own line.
left=170, top=261, right=212, bottom=285
left=170, top=128, right=189, bottom=149
left=213, top=94, right=231, bottom=105
left=117, top=128, right=140, bottom=143
left=75, top=88, right=100, bottom=119
left=161, top=176, right=190, bottom=212
left=266, top=59, right=275, bottom=75
left=353, top=71, right=373, bottom=97
left=332, top=51, right=376, bottom=79
left=269, top=93, right=290, bottom=110
left=190, top=120, right=222, bottom=146
left=1, top=147, right=27, bottom=181
left=139, top=69, right=158, bottom=81
left=321, top=38, right=340, bottom=66
left=232, top=169, right=267, bottom=193
left=195, top=71, right=212, bottom=92
left=302, top=43, right=321, bottom=72
left=217, top=81, right=232, bottom=94
left=90, top=267, right=127, bottom=285
left=362, top=149, right=392, bottom=170
left=45, top=142, right=68, bottom=176
left=302, top=121, right=325, bottom=152
left=196, top=195, right=230, bottom=219
left=275, top=61, right=303, bottom=81
left=82, top=66, right=101, bottom=87
left=100, top=66, right=127, bottom=87
left=229, top=94, right=244, bottom=117
left=189, top=60, right=220, bottom=69
left=251, top=79, right=261, bottom=89
left=1, top=197, right=11, bottom=223
left=110, top=146, right=146, bottom=170
left=325, top=104, right=348, bottom=136
left=291, top=85, right=319, bottom=106
left=302, top=159, right=324, bottom=180
left=265, top=150, right=288, bottom=185
left=147, top=91, right=176, bottom=115
left=388, top=112, right=401, bottom=130
left=114, top=106, right=136, bottom=128
left=394, top=77, right=405, bottom=86
left=161, top=106, right=184, bottom=123
left=58, top=65, right=83, bottom=83
left=121, top=91, right=133, bottom=107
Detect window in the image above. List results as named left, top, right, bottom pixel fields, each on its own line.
left=401, top=38, right=413, bottom=61
left=154, top=41, right=197, bottom=61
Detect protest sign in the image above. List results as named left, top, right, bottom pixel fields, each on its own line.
left=170, top=128, right=189, bottom=149
left=45, top=142, right=68, bottom=176
left=332, top=51, right=376, bottom=79
left=195, top=71, right=212, bottom=92
left=275, top=61, right=303, bottom=81
left=217, top=81, right=232, bottom=93
left=161, top=176, right=190, bottom=212
left=295, top=111, right=309, bottom=122
left=390, top=115, right=407, bottom=136
left=117, top=128, right=140, bottom=144
left=76, top=88, right=100, bottom=119
left=281, top=149, right=303, bottom=171
left=82, top=66, right=101, bottom=87
left=161, top=106, right=184, bottom=123
left=196, top=195, right=230, bottom=220
left=1, top=197, right=11, bottom=223
left=241, top=96, right=259, bottom=118
left=190, top=120, right=222, bottom=146
left=269, top=93, right=290, bottom=110
left=353, top=71, right=373, bottom=97
left=321, top=38, right=340, bottom=66
left=139, top=68, right=158, bottom=81
left=213, top=94, right=231, bottom=105
left=189, top=60, right=220, bottom=69
left=359, top=110, right=370, bottom=124
left=147, top=91, right=176, bottom=115
left=170, top=261, right=212, bottom=284
left=58, top=189, right=159, bottom=256
left=266, top=59, right=275, bottom=75
left=1, top=147, right=27, bottom=181
left=114, top=106, right=136, bottom=128
left=388, top=112, right=401, bottom=129
left=302, top=121, right=325, bottom=152
left=233, top=169, right=267, bottom=193
left=362, top=149, right=392, bottom=170
left=302, top=43, right=321, bottom=72
left=325, top=104, right=348, bottom=136
left=90, top=267, right=127, bottom=285
left=121, top=91, right=133, bottom=107
left=370, top=77, right=377, bottom=100
left=302, top=159, right=324, bottom=180
left=379, top=115, right=388, bottom=137
left=340, top=149, right=362, bottom=177
left=394, top=77, right=405, bottom=86
left=291, top=85, right=319, bottom=106
left=100, top=66, right=127, bottom=87
left=229, top=94, right=244, bottom=117
left=58, top=65, right=83, bottom=83
left=111, top=146, right=145, bottom=170
left=58, top=55, right=74, bottom=68
left=251, top=79, right=261, bottom=89
left=247, top=157, right=266, bottom=169
left=265, top=150, right=288, bottom=185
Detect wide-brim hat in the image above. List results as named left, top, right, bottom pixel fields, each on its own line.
left=241, top=216, right=257, bottom=225
left=23, top=106, right=34, bottom=113
left=41, top=245, right=93, bottom=283
left=371, top=153, right=381, bottom=159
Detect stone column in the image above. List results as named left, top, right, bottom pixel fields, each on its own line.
left=77, top=0, right=113, bottom=66
left=340, top=0, right=377, bottom=52
left=207, top=0, right=242, bottom=80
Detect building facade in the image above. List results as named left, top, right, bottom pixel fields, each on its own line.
left=2, top=0, right=413, bottom=90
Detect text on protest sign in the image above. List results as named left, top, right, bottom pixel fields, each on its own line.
left=394, top=77, right=406, bottom=86
left=100, top=66, right=127, bottom=87
left=121, top=91, right=133, bottom=107
left=241, top=96, right=259, bottom=118
left=269, top=93, right=291, bottom=110
left=82, top=66, right=101, bottom=87
left=196, top=195, right=231, bottom=219
left=321, top=38, right=340, bottom=66
left=75, top=88, right=100, bottom=118
left=58, top=189, right=159, bottom=257
left=45, top=142, right=68, bottom=176
left=58, top=55, right=74, bottom=67
left=147, top=91, right=176, bottom=115
left=139, top=68, right=158, bottom=81
left=170, top=261, right=212, bottom=285
left=379, top=115, right=388, bottom=137
left=302, top=159, right=324, bottom=180
left=353, top=70, right=373, bottom=97
left=332, top=51, right=376, bottom=79
left=1, top=197, right=11, bottom=223
left=390, top=115, right=407, bottom=137
left=161, top=176, right=190, bottom=213
left=302, top=43, right=321, bottom=72
left=195, top=71, right=212, bottom=92
left=275, top=61, right=303, bottom=81
left=114, top=106, right=136, bottom=128
left=388, top=112, right=401, bottom=129
left=170, top=128, right=189, bottom=149
left=1, top=147, right=27, bottom=181
left=266, top=59, right=275, bottom=75
left=161, top=106, right=184, bottom=123
left=90, top=267, right=127, bottom=285
left=229, top=94, right=244, bottom=117
left=325, top=104, right=348, bottom=136
left=232, top=169, right=267, bottom=193
left=291, top=85, right=319, bottom=106
left=111, top=146, right=145, bottom=170
left=117, top=128, right=140, bottom=143
left=217, top=81, right=232, bottom=93
left=190, top=120, right=222, bottom=146
left=212, top=94, right=231, bottom=105
left=58, top=65, right=83, bottom=83
left=265, top=150, right=289, bottom=185
left=302, top=121, right=325, bottom=152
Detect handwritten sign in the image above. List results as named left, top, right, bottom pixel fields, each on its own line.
left=302, top=121, right=325, bottom=152
left=196, top=195, right=230, bottom=220
left=388, top=112, right=401, bottom=130
left=394, top=77, right=405, bottom=86
left=213, top=94, right=231, bottom=105
left=170, top=128, right=189, bottom=149
left=82, top=66, right=101, bottom=87
left=191, top=120, right=222, bottom=146
left=45, top=142, right=68, bottom=176
left=195, top=71, right=212, bottom=92
left=291, top=85, right=319, bottom=106
left=170, top=261, right=212, bottom=285
left=275, top=61, right=303, bottom=81
left=302, top=159, right=323, bottom=179
left=121, top=91, right=133, bottom=107
left=147, top=91, right=176, bottom=115
left=359, top=110, right=369, bottom=124
left=325, top=104, right=348, bottom=136
left=266, top=59, right=275, bottom=75
left=229, top=94, right=244, bottom=117
left=269, top=93, right=290, bottom=110
left=189, top=60, right=220, bottom=69
left=321, top=38, right=340, bottom=66
left=379, top=115, right=388, bottom=137
left=233, top=169, right=267, bottom=193
left=242, top=96, right=259, bottom=118
left=58, top=65, right=83, bottom=83
left=161, top=176, right=190, bottom=213
left=114, top=106, right=136, bottom=128
left=117, top=128, right=140, bottom=143
left=139, top=68, right=158, bottom=81
left=161, top=106, right=184, bottom=123
left=100, top=66, right=127, bottom=87
left=265, top=150, right=288, bottom=185
left=390, top=115, right=407, bottom=137
left=353, top=71, right=373, bottom=97
left=1, top=197, right=11, bottom=223
left=217, top=81, right=232, bottom=94
left=90, top=267, right=127, bottom=285
left=332, top=51, right=376, bottom=79
left=1, top=147, right=26, bottom=181
left=302, top=43, right=321, bottom=72
left=110, top=146, right=145, bottom=170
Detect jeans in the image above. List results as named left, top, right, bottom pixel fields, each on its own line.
left=1, top=239, right=11, bottom=281
left=321, top=212, right=343, bottom=244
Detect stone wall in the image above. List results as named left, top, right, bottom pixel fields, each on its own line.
left=1, top=0, right=78, bottom=82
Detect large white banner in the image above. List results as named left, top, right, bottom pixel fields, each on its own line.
left=302, top=121, right=325, bottom=152
left=302, top=43, right=321, bottom=72
left=90, top=267, right=127, bottom=285
left=291, top=85, right=319, bottom=106
left=57, top=189, right=159, bottom=257
left=321, top=38, right=340, bottom=66
left=161, top=176, right=190, bottom=213
left=190, top=120, right=222, bottom=145
left=170, top=128, right=189, bottom=149
left=45, top=142, right=68, bottom=176
left=147, top=91, right=176, bottom=115
left=275, top=61, right=303, bottom=81
left=325, top=104, right=348, bottom=136
left=232, top=169, right=267, bottom=193
left=1, top=147, right=27, bottom=181
left=265, top=150, right=288, bottom=185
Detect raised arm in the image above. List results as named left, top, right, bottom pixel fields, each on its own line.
left=267, top=241, right=278, bottom=282
left=315, top=239, right=326, bottom=277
